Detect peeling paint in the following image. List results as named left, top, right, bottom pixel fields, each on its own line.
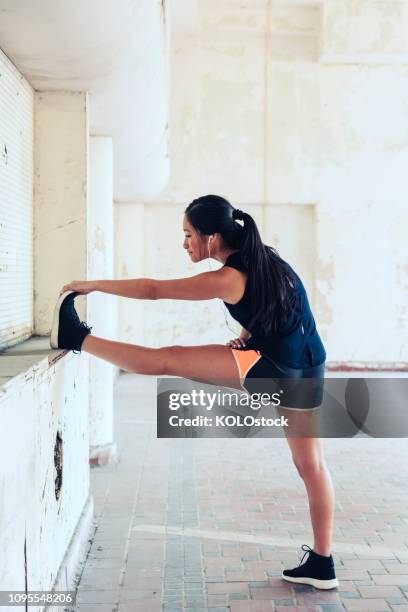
left=316, top=258, right=335, bottom=290
left=315, top=286, right=333, bottom=326
left=322, top=0, right=408, bottom=62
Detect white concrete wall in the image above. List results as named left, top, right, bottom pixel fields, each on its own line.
left=112, top=0, right=171, bottom=201
left=88, top=137, right=117, bottom=454
left=116, top=0, right=408, bottom=365
left=115, top=203, right=146, bottom=345
left=34, top=91, right=88, bottom=331
left=0, top=349, right=91, bottom=603
left=0, top=85, right=94, bottom=601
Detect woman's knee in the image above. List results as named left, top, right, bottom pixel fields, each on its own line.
left=292, top=454, right=325, bottom=479
left=289, top=440, right=325, bottom=479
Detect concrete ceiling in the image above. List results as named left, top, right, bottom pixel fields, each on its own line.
left=0, top=0, right=322, bottom=200
left=0, top=0, right=170, bottom=202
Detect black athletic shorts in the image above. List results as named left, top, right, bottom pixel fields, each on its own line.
left=231, top=348, right=325, bottom=410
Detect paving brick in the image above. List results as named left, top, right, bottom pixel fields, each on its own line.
left=229, top=602, right=274, bottom=611
left=275, top=608, right=319, bottom=612
left=226, top=572, right=256, bottom=582
left=338, top=581, right=359, bottom=593
left=384, top=565, right=408, bottom=575
left=373, top=576, right=408, bottom=586
left=85, top=559, right=123, bottom=570
left=119, top=589, right=161, bottom=602
left=274, top=598, right=296, bottom=606
left=357, top=586, right=403, bottom=598
left=249, top=586, right=292, bottom=599
left=118, top=605, right=161, bottom=612
left=337, top=570, right=371, bottom=580
left=206, top=594, right=228, bottom=606
left=295, top=591, right=342, bottom=605
left=342, top=560, right=386, bottom=570
left=76, top=606, right=116, bottom=612
left=75, top=590, right=120, bottom=605
left=207, top=582, right=249, bottom=595
left=206, top=575, right=226, bottom=583
left=342, top=599, right=391, bottom=611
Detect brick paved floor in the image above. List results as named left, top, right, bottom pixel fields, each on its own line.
left=74, top=373, right=408, bottom=612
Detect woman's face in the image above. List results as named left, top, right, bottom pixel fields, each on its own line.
left=182, top=214, right=207, bottom=263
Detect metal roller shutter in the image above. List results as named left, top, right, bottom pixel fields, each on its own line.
left=0, top=49, right=34, bottom=350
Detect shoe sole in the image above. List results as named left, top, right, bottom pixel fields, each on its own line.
left=50, top=290, right=78, bottom=349
left=281, top=574, right=339, bottom=589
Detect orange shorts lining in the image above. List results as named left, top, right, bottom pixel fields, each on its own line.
left=230, top=348, right=262, bottom=381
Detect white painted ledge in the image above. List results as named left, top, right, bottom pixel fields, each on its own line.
left=0, top=336, right=72, bottom=398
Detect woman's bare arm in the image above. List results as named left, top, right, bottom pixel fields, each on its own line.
left=92, top=278, right=156, bottom=300
left=92, top=267, right=246, bottom=303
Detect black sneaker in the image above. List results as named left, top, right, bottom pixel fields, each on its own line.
left=282, top=544, right=339, bottom=589
left=50, top=290, right=92, bottom=352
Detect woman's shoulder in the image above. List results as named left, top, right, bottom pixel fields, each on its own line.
left=223, top=250, right=247, bottom=272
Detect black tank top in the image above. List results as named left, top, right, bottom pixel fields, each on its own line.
left=223, top=251, right=326, bottom=369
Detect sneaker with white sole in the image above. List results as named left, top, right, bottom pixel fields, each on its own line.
left=50, top=290, right=92, bottom=353
left=282, top=544, right=339, bottom=590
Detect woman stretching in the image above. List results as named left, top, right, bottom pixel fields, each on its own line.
left=51, top=194, right=338, bottom=590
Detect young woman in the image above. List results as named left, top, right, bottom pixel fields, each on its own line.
left=51, top=194, right=338, bottom=590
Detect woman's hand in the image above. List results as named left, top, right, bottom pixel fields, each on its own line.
left=59, top=280, right=96, bottom=296
left=226, top=337, right=247, bottom=349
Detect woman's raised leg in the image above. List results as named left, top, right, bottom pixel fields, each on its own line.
left=81, top=335, right=242, bottom=389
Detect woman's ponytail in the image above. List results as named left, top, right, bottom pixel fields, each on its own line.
left=235, top=209, right=297, bottom=335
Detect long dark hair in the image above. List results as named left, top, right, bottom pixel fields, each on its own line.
left=185, top=194, right=297, bottom=335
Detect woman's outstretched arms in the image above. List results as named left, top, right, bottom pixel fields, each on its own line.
left=93, top=279, right=156, bottom=299
left=61, top=267, right=246, bottom=303
left=59, top=279, right=154, bottom=299
left=147, top=268, right=245, bottom=302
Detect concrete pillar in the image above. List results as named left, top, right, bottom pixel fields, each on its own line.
left=88, top=137, right=118, bottom=466
left=115, top=203, right=145, bottom=346
left=34, top=91, right=88, bottom=331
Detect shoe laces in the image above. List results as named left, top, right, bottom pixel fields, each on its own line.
left=80, top=321, right=93, bottom=333
left=298, top=544, right=313, bottom=566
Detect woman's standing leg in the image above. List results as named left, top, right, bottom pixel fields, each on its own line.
left=276, top=407, right=338, bottom=588
left=283, top=431, right=335, bottom=556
